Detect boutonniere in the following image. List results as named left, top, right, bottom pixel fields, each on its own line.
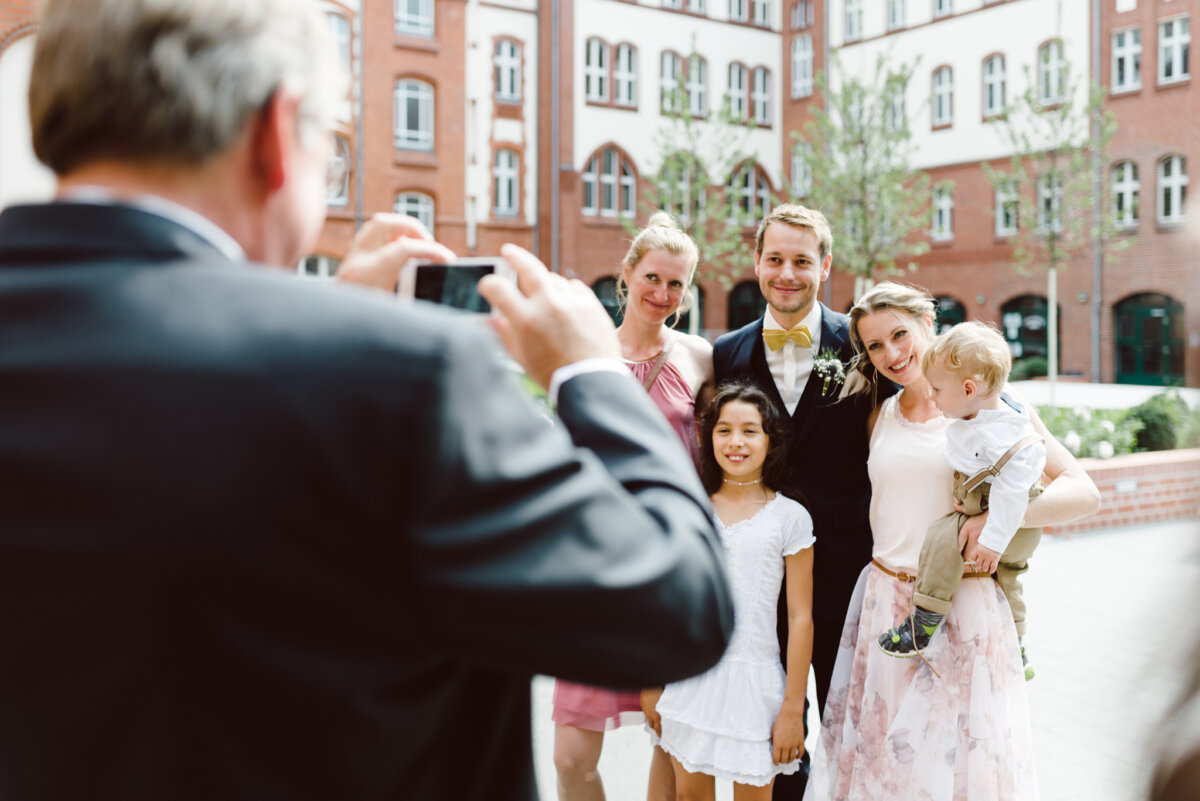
left=812, top=348, right=846, bottom=397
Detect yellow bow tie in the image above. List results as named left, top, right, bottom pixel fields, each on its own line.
left=763, top=325, right=813, bottom=351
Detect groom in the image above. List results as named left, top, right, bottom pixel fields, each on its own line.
left=713, top=204, right=889, bottom=799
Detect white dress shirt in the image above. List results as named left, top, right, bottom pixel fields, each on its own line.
left=943, top=393, right=1047, bottom=554
left=762, top=303, right=822, bottom=415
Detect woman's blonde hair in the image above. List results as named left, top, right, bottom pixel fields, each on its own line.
left=840, top=281, right=936, bottom=402
left=921, top=321, right=1012, bottom=396
left=618, top=211, right=700, bottom=323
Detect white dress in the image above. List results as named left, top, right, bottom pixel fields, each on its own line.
left=651, top=493, right=815, bottom=786
left=805, top=395, right=1038, bottom=801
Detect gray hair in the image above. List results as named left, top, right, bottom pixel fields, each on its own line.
left=30, top=0, right=341, bottom=175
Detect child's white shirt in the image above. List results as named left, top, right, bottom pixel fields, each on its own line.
left=943, top=393, right=1047, bottom=554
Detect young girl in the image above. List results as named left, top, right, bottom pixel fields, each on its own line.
left=645, top=381, right=815, bottom=801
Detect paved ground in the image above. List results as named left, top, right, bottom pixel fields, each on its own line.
left=530, top=518, right=1200, bottom=801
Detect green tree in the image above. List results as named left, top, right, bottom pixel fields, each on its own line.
left=628, top=45, right=766, bottom=290
left=983, top=37, right=1126, bottom=401
left=792, top=52, right=938, bottom=294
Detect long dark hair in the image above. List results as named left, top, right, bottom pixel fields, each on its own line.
left=698, top=381, right=802, bottom=505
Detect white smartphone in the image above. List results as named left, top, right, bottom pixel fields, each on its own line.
left=397, top=257, right=514, bottom=313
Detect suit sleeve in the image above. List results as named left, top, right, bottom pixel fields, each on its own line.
left=407, top=327, right=733, bottom=688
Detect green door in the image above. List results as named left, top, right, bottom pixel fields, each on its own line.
left=1115, top=294, right=1185, bottom=385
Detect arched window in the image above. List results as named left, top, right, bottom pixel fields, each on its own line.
left=687, top=55, right=708, bottom=117
left=791, top=142, right=812, bottom=199
left=592, top=276, right=624, bottom=325
left=791, top=36, right=813, bottom=98
left=1114, top=293, right=1185, bottom=385
left=585, top=38, right=609, bottom=102
left=728, top=63, right=749, bottom=118
left=931, top=185, right=954, bottom=241
left=494, top=39, right=521, bottom=102
left=1111, top=161, right=1139, bottom=228
left=657, top=152, right=707, bottom=223
left=394, top=79, right=433, bottom=150
left=327, top=134, right=351, bottom=207
left=933, top=296, right=966, bottom=333
left=1157, top=155, right=1188, bottom=225
left=1037, top=172, right=1063, bottom=233
left=395, top=191, right=435, bottom=234
left=493, top=149, right=519, bottom=216
left=1038, top=39, right=1065, bottom=106
left=614, top=44, right=638, bottom=107
left=932, top=67, right=953, bottom=127
left=395, top=0, right=434, bottom=37
left=727, top=280, right=763, bottom=331
left=1000, top=295, right=1060, bottom=362
left=728, top=162, right=772, bottom=221
left=982, top=54, right=1005, bottom=118
left=844, top=0, right=861, bottom=42
left=751, top=67, right=771, bottom=125
left=582, top=147, right=637, bottom=218
left=660, top=51, right=684, bottom=112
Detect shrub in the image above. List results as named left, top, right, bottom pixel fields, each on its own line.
left=1011, top=356, right=1048, bottom=381
left=1037, top=404, right=1142, bottom=459
left=1128, top=392, right=1194, bottom=452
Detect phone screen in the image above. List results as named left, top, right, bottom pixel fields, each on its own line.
left=412, top=263, right=496, bottom=313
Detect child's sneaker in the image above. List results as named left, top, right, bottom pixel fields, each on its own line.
left=877, top=615, right=938, bottom=658
left=1021, top=644, right=1035, bottom=681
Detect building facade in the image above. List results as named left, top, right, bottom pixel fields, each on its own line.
left=1, top=0, right=1195, bottom=384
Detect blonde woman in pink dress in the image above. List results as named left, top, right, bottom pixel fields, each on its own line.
left=804, top=282, right=1100, bottom=801
left=552, top=211, right=712, bottom=801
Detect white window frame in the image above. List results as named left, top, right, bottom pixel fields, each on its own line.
left=983, top=54, right=1005, bottom=118
left=394, top=79, right=433, bottom=151
left=932, top=186, right=954, bottom=241
left=584, top=148, right=636, bottom=218
left=1157, top=155, right=1188, bottom=225
left=932, top=67, right=953, bottom=127
left=729, top=63, right=749, bottom=118
left=327, top=135, right=350, bottom=207
left=687, top=55, right=708, bottom=117
left=730, top=0, right=748, bottom=22
left=791, top=0, right=813, bottom=29
left=298, top=254, right=340, bottom=279
left=326, top=13, right=352, bottom=77
left=614, top=44, right=637, bottom=107
left=844, top=0, right=862, bottom=42
left=494, top=40, right=521, bottom=103
left=1037, top=172, right=1063, bottom=233
left=585, top=38, right=609, bottom=102
left=395, top=192, right=434, bottom=233
left=933, top=0, right=952, bottom=19
left=1039, top=40, right=1065, bottom=106
left=791, top=143, right=812, bottom=198
left=994, top=179, right=1017, bottom=237
left=493, top=149, right=519, bottom=216
left=1158, top=17, right=1191, bottom=85
left=752, top=67, right=771, bottom=125
left=395, top=0, right=433, bottom=37
left=1111, top=161, right=1139, bottom=228
left=887, top=0, right=905, bottom=31
left=660, top=158, right=706, bottom=223
left=686, top=0, right=705, bottom=12
left=792, top=35, right=813, bottom=98
left=730, top=164, right=771, bottom=219
left=661, top=51, right=683, bottom=112
left=752, top=0, right=770, bottom=26
left=885, top=89, right=905, bottom=133
left=1111, top=28, right=1142, bottom=93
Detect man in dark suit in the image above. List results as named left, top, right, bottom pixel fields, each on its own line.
left=0, top=1, right=732, bottom=799
left=713, top=204, right=890, bottom=799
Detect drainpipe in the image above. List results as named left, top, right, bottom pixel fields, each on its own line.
left=550, top=0, right=561, bottom=273
left=1090, top=0, right=1102, bottom=382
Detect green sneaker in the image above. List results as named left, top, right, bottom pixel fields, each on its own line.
left=877, top=615, right=939, bottom=658
left=1021, top=645, right=1035, bottom=681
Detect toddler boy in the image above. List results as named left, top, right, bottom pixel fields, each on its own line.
left=877, top=322, right=1046, bottom=680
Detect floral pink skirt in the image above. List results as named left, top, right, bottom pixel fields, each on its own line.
left=805, top=563, right=1038, bottom=801
left=551, top=680, right=645, bottom=732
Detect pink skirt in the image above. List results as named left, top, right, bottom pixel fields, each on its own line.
left=551, top=680, right=645, bottom=732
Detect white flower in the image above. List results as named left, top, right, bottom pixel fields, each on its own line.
left=1063, top=431, right=1082, bottom=453
left=1100, top=420, right=1116, bottom=434
left=1095, top=440, right=1114, bottom=459
left=1073, top=406, right=1092, bottom=422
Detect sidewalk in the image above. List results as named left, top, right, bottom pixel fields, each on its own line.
left=530, top=519, right=1200, bottom=801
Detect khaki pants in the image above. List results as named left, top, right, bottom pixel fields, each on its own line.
left=913, top=471, right=1044, bottom=636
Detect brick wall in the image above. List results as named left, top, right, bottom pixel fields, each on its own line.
left=1046, top=448, right=1200, bottom=535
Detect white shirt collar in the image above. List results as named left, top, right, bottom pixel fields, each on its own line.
left=763, top=303, right=823, bottom=348
left=58, top=186, right=246, bottom=263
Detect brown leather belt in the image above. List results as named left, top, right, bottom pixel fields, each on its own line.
left=871, top=558, right=992, bottom=582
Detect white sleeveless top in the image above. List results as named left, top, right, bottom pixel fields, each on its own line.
left=867, top=393, right=954, bottom=573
